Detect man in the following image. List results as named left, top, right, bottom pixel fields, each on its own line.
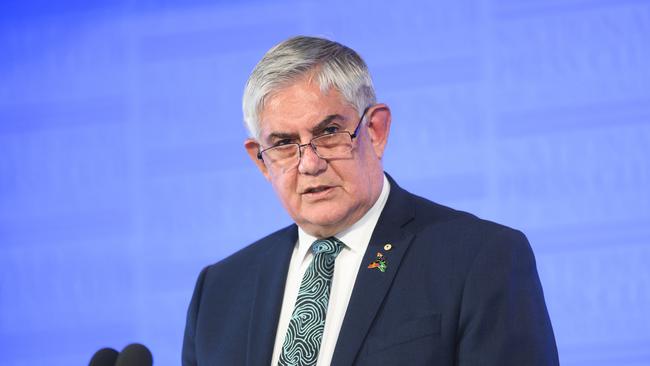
left=182, top=36, right=558, bottom=365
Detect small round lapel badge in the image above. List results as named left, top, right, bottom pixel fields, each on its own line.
left=383, top=243, right=392, bottom=251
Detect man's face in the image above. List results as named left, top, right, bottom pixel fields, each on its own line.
left=245, top=78, right=391, bottom=238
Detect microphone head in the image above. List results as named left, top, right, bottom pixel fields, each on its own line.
left=115, top=343, right=153, bottom=366
left=89, top=347, right=119, bottom=366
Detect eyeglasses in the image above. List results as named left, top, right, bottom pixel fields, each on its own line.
left=257, top=106, right=370, bottom=170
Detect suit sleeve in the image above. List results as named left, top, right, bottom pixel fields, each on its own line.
left=456, top=229, right=559, bottom=366
left=182, top=266, right=209, bottom=366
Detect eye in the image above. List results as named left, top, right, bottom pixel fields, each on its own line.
left=273, top=139, right=294, bottom=147
left=322, top=126, right=340, bottom=134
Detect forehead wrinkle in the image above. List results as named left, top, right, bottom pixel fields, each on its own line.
left=258, top=79, right=354, bottom=143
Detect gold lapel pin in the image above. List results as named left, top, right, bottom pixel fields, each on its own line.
left=383, top=243, right=392, bottom=251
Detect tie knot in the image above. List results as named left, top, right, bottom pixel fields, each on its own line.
left=311, top=237, right=343, bottom=258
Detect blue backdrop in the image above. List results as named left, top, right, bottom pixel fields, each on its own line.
left=1, top=0, right=649, bottom=365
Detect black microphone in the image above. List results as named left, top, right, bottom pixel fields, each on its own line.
left=115, top=343, right=153, bottom=366
left=89, top=347, right=119, bottom=366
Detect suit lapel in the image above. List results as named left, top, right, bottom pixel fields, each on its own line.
left=331, top=177, right=416, bottom=365
left=246, top=225, right=297, bottom=366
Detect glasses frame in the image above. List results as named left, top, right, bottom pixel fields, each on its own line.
left=256, top=106, right=371, bottom=162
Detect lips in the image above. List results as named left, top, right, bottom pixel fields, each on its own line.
left=303, top=185, right=332, bottom=194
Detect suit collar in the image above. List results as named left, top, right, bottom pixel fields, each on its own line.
left=331, top=173, right=417, bottom=365
left=246, top=225, right=297, bottom=366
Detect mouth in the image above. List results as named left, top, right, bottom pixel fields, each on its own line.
left=304, top=186, right=331, bottom=194
left=301, top=185, right=335, bottom=198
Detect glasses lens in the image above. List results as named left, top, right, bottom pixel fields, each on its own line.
left=262, top=144, right=299, bottom=167
left=312, top=133, right=353, bottom=159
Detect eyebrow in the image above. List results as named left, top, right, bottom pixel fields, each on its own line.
left=265, top=114, right=346, bottom=142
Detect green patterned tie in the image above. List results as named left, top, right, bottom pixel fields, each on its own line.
left=278, top=237, right=343, bottom=366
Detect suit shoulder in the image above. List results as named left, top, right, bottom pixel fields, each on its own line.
left=409, top=192, right=529, bottom=252
left=404, top=193, right=536, bottom=286
left=203, top=224, right=297, bottom=275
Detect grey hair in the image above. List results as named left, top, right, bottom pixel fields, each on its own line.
left=242, top=36, right=376, bottom=138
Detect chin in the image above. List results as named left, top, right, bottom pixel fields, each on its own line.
left=304, top=214, right=345, bottom=229
left=299, top=209, right=352, bottom=236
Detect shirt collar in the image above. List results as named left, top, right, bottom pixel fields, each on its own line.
left=297, top=174, right=391, bottom=260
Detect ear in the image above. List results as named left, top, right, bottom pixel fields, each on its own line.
left=364, top=103, right=391, bottom=159
left=244, top=138, right=271, bottom=180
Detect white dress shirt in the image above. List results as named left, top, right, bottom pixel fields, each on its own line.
left=270, top=175, right=391, bottom=366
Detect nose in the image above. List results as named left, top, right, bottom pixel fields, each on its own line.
left=298, top=143, right=327, bottom=175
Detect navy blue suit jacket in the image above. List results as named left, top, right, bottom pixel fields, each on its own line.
left=182, top=176, right=559, bottom=365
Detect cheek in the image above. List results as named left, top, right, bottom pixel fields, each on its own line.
left=270, top=172, right=299, bottom=202
left=339, top=162, right=366, bottom=189
left=337, top=164, right=374, bottom=199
